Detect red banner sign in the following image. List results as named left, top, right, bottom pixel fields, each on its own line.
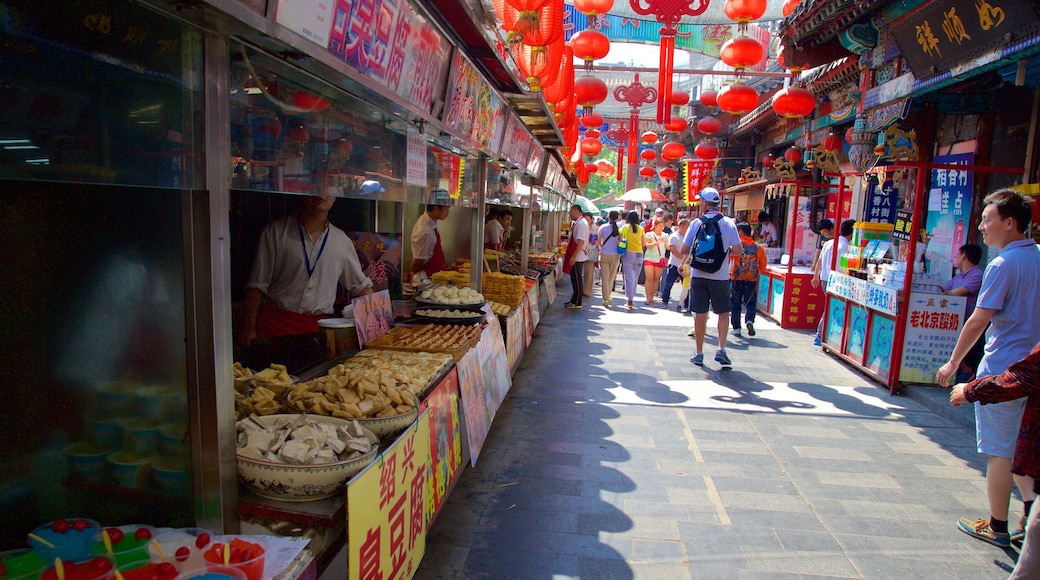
left=684, top=159, right=717, bottom=203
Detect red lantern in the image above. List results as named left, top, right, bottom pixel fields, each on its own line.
left=640, top=148, right=657, bottom=161
left=584, top=129, right=600, bottom=140
left=665, top=118, right=688, bottom=132
left=716, top=82, right=759, bottom=115
left=580, top=113, right=603, bottom=129
left=720, top=36, right=764, bottom=71
left=670, top=90, right=690, bottom=107
left=659, top=167, right=677, bottom=179
left=661, top=142, right=686, bottom=161
left=286, top=125, right=310, bottom=144
left=511, top=39, right=565, bottom=91
left=700, top=89, right=718, bottom=108
left=542, top=45, right=574, bottom=103
left=584, top=161, right=600, bottom=174
left=517, top=0, right=563, bottom=46
left=570, top=30, right=611, bottom=67
left=694, top=142, right=718, bottom=160
left=761, top=153, right=775, bottom=168
left=844, top=126, right=856, bottom=144
left=641, top=131, right=659, bottom=144
left=638, top=166, right=656, bottom=178
left=724, top=0, right=767, bottom=23
left=696, top=116, right=723, bottom=136
left=784, top=147, right=802, bottom=163
left=580, top=138, right=602, bottom=156
left=782, top=0, right=801, bottom=17
left=573, top=0, right=613, bottom=16
left=596, top=159, right=615, bottom=177
left=573, top=75, right=608, bottom=110
left=822, top=132, right=843, bottom=151
left=874, top=144, right=887, bottom=156
left=805, top=158, right=817, bottom=170
left=293, top=92, right=331, bottom=112
left=771, top=85, right=816, bottom=118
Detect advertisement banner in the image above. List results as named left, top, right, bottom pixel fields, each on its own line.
left=867, top=315, right=896, bottom=380
left=926, top=153, right=973, bottom=267
left=435, top=151, right=464, bottom=199
left=865, top=178, right=899, bottom=224
left=455, top=348, right=490, bottom=465
left=406, top=128, right=427, bottom=187
left=683, top=160, right=717, bottom=203
left=899, top=293, right=967, bottom=383
left=352, top=289, right=394, bottom=347
left=442, top=51, right=506, bottom=150
left=784, top=275, right=824, bottom=329
left=848, top=305, right=868, bottom=359
left=419, top=368, right=463, bottom=519
left=348, top=410, right=431, bottom=580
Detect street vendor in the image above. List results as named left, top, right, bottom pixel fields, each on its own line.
left=239, top=194, right=373, bottom=345
left=410, top=203, right=451, bottom=278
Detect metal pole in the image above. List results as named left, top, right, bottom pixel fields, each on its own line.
left=889, top=161, right=928, bottom=394
left=595, top=65, right=794, bottom=79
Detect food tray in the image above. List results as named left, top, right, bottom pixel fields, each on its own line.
left=364, top=325, right=479, bottom=363
left=414, top=296, right=486, bottom=312
left=411, top=307, right=485, bottom=326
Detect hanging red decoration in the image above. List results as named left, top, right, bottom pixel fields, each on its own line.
left=584, top=161, right=600, bottom=174
left=606, top=124, right=629, bottom=182
left=761, top=153, right=775, bottom=168
left=517, top=0, right=563, bottom=47
left=719, top=36, right=764, bottom=71
left=844, top=126, right=856, bottom=144
left=286, top=125, right=310, bottom=144
left=580, top=137, right=603, bottom=156
left=696, top=116, right=723, bottom=136
left=641, top=131, right=659, bottom=144
left=716, top=82, right=759, bottom=115
left=874, top=144, right=887, bottom=156
left=700, top=89, right=718, bottom=108
left=595, top=159, right=615, bottom=177
left=613, top=74, right=657, bottom=164
left=542, top=45, right=574, bottom=104
left=570, top=29, right=611, bottom=71
left=805, top=158, right=817, bottom=170
left=694, top=142, right=718, bottom=160
left=580, top=113, right=604, bottom=129
left=510, top=38, right=565, bottom=91
left=784, top=146, right=802, bottom=163
left=822, top=132, right=843, bottom=151
left=782, top=0, right=801, bottom=17
left=659, top=167, right=677, bottom=180
left=664, top=117, right=688, bottom=132
left=293, top=93, right=331, bottom=112
left=574, top=0, right=614, bottom=16
left=584, top=129, right=600, bottom=140
left=724, top=0, right=768, bottom=23
left=670, top=90, right=690, bottom=107
left=573, top=75, right=608, bottom=113
left=627, top=0, right=708, bottom=124
left=504, top=0, right=553, bottom=39
left=640, top=148, right=657, bottom=161
left=638, top=166, right=656, bottom=178
left=661, top=142, right=686, bottom=161
left=771, top=85, right=816, bottom=118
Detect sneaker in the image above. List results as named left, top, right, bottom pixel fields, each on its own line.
left=715, top=349, right=732, bottom=368
left=746, top=322, right=756, bottom=336
left=565, top=303, right=582, bottom=309
left=813, top=336, right=822, bottom=346
left=732, top=328, right=741, bottom=337
left=957, top=517, right=1011, bottom=548
left=686, top=328, right=696, bottom=337
left=690, top=353, right=704, bottom=366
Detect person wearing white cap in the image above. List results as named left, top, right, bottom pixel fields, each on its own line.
left=679, top=187, right=741, bottom=369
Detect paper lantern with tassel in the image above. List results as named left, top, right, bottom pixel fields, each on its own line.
left=771, top=85, right=816, bottom=118
left=716, top=82, right=759, bottom=115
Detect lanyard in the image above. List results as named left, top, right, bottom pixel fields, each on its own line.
left=297, top=220, right=329, bottom=278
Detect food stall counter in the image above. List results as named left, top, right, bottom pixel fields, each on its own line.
left=757, top=264, right=826, bottom=330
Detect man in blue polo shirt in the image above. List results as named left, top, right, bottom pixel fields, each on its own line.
left=938, top=188, right=1040, bottom=548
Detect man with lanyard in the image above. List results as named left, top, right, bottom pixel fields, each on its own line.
left=410, top=203, right=450, bottom=280
left=240, top=194, right=373, bottom=345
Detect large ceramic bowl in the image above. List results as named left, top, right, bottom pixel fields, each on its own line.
left=236, top=415, right=380, bottom=502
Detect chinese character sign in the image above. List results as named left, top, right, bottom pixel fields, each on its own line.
left=348, top=411, right=431, bottom=580
left=865, top=178, right=899, bottom=224
left=419, top=368, right=462, bottom=520
left=353, top=289, right=394, bottom=347
left=684, top=160, right=717, bottom=203
left=893, top=210, right=913, bottom=242
left=899, top=292, right=967, bottom=383
left=926, top=153, right=973, bottom=266
left=406, top=128, right=427, bottom=187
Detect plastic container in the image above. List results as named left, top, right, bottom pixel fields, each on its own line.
left=92, top=525, right=156, bottom=567
left=852, top=222, right=895, bottom=247
left=38, top=555, right=114, bottom=580
left=0, top=548, right=47, bottom=579
left=28, top=518, right=100, bottom=562
left=147, top=529, right=216, bottom=573
left=201, top=539, right=265, bottom=580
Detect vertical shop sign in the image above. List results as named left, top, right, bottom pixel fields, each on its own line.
left=479, top=310, right=512, bottom=407
left=455, top=348, right=490, bottom=464
left=406, top=128, right=427, bottom=187
left=419, top=368, right=462, bottom=519
left=899, top=293, right=967, bottom=383
left=505, top=308, right=525, bottom=372
left=275, top=0, right=334, bottom=46
left=865, top=178, right=899, bottom=223
left=926, top=153, right=973, bottom=266
left=436, top=151, right=464, bottom=199
left=892, top=210, right=913, bottom=241
left=348, top=410, right=431, bottom=580
left=352, top=289, right=394, bottom=347
left=784, top=275, right=824, bottom=328
left=790, top=193, right=816, bottom=265
left=683, top=160, right=717, bottom=203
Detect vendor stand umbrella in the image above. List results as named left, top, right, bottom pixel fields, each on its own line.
left=619, top=187, right=668, bottom=203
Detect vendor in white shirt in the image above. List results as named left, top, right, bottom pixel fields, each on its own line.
left=410, top=204, right=450, bottom=278
left=240, top=194, right=373, bottom=345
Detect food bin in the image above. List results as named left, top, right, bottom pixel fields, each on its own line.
left=318, top=318, right=359, bottom=357
left=852, top=221, right=894, bottom=247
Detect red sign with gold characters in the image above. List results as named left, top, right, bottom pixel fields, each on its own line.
left=348, top=410, right=431, bottom=580
left=684, top=159, right=717, bottom=203
left=418, top=368, right=462, bottom=520
left=783, top=274, right=826, bottom=330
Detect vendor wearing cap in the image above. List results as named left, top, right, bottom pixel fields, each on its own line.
left=239, top=194, right=373, bottom=345
left=410, top=203, right=450, bottom=278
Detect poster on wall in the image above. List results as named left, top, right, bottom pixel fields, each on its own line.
left=684, top=160, right=717, bottom=203
left=455, top=348, right=490, bottom=465
left=867, top=315, right=895, bottom=380
left=348, top=232, right=404, bottom=296
left=899, top=293, right=967, bottom=384
left=406, top=128, right=428, bottom=187
left=847, top=305, right=868, bottom=359
left=352, top=290, right=394, bottom=347
left=419, top=367, right=463, bottom=519
left=347, top=410, right=431, bottom=580
left=442, top=51, right=506, bottom=149
left=926, top=153, right=973, bottom=272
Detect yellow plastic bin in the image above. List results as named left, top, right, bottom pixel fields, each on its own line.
left=852, top=221, right=894, bottom=247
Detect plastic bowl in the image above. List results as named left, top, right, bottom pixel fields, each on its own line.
left=135, top=386, right=180, bottom=420
left=28, top=519, right=101, bottom=564
left=146, top=528, right=215, bottom=573
left=65, top=442, right=111, bottom=481
left=158, top=423, right=189, bottom=457
left=119, top=418, right=160, bottom=456
left=174, top=565, right=246, bottom=580
left=117, top=560, right=181, bottom=580
left=236, top=415, right=379, bottom=502
left=95, top=381, right=138, bottom=416
left=0, top=547, right=47, bottom=579
left=107, top=452, right=151, bottom=488
left=92, top=525, right=156, bottom=567
left=38, top=555, right=114, bottom=580
left=201, top=538, right=265, bottom=580
left=89, top=417, right=125, bottom=451
left=152, top=457, right=190, bottom=496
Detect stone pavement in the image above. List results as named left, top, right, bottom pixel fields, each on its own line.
left=414, top=282, right=1024, bottom=579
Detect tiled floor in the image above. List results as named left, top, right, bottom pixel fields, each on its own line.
left=414, top=282, right=1022, bottom=579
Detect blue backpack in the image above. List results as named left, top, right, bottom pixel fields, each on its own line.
left=691, top=214, right=727, bottom=273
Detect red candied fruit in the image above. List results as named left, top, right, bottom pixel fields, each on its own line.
left=40, top=557, right=112, bottom=580
left=51, top=519, right=70, bottom=533
left=134, top=528, right=153, bottom=541
left=195, top=533, right=211, bottom=549
left=104, top=527, right=125, bottom=545
left=175, top=546, right=191, bottom=562
left=71, top=519, right=91, bottom=531
left=121, top=562, right=179, bottom=580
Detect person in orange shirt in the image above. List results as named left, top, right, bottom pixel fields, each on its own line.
left=730, top=222, right=767, bottom=337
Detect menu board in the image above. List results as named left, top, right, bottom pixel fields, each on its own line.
left=500, top=115, right=538, bottom=172
left=442, top=51, right=507, bottom=150
left=277, top=0, right=452, bottom=115
left=899, top=293, right=967, bottom=384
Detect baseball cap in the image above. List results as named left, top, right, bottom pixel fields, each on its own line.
left=654, top=207, right=664, bottom=213
left=360, top=180, right=385, bottom=194
left=699, top=187, right=721, bottom=204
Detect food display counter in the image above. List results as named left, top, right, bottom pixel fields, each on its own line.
left=757, top=265, right=827, bottom=330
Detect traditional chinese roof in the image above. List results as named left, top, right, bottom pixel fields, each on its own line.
left=781, top=0, right=889, bottom=48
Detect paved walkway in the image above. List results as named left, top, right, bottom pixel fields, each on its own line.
left=415, top=281, right=1023, bottom=579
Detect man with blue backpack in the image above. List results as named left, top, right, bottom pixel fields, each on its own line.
left=680, top=187, right=742, bottom=369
